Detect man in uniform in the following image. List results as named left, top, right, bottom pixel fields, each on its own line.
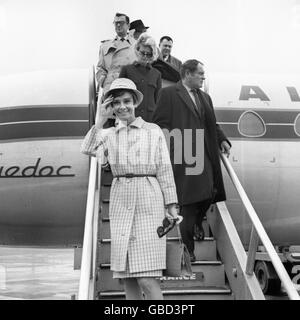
left=96, top=13, right=136, bottom=94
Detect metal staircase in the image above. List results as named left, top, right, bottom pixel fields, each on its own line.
left=78, top=157, right=300, bottom=300
left=95, top=169, right=233, bottom=300
left=77, top=68, right=299, bottom=300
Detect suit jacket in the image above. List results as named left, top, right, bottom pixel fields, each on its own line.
left=153, top=81, right=230, bottom=205
left=152, top=58, right=181, bottom=83
left=159, top=54, right=182, bottom=72
left=96, top=36, right=136, bottom=93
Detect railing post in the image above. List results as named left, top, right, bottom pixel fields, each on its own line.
left=246, top=226, right=260, bottom=275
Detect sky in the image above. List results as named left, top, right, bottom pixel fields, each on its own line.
left=0, top=0, right=300, bottom=76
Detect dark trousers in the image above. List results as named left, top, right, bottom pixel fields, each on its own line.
left=179, top=199, right=212, bottom=254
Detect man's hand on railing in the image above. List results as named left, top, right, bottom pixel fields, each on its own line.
left=220, top=140, right=231, bottom=158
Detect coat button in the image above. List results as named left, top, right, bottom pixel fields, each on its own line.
left=126, top=179, right=131, bottom=183
left=127, top=207, right=132, bottom=210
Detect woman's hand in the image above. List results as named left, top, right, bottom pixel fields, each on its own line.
left=95, top=95, right=114, bottom=127
left=166, top=203, right=183, bottom=225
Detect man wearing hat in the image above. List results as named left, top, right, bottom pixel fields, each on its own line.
left=81, top=78, right=180, bottom=300
left=96, top=13, right=136, bottom=94
left=129, top=19, right=149, bottom=40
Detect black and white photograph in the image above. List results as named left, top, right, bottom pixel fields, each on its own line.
left=0, top=0, right=300, bottom=303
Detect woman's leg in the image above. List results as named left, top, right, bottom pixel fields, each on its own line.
left=123, top=278, right=144, bottom=300
left=137, top=277, right=163, bottom=300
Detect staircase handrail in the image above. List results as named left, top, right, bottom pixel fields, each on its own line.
left=78, top=67, right=100, bottom=300
left=220, top=152, right=299, bottom=300
left=78, top=158, right=99, bottom=299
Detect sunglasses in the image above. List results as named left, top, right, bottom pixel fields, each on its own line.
left=157, top=217, right=179, bottom=238
left=139, top=50, right=153, bottom=58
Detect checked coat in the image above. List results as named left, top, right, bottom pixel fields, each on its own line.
left=81, top=117, right=178, bottom=274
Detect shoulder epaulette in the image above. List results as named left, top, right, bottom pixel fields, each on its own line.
left=101, top=39, right=110, bottom=43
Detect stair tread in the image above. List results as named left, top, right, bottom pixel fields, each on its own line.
left=99, top=260, right=222, bottom=268
left=101, top=237, right=214, bottom=243
left=102, top=216, right=207, bottom=222
left=99, top=286, right=232, bottom=297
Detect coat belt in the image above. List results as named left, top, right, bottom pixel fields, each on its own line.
left=114, top=173, right=156, bottom=178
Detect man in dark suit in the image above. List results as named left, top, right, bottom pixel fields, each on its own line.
left=159, top=36, right=182, bottom=72
left=153, top=59, right=231, bottom=262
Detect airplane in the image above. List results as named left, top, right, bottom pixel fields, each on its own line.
left=0, top=69, right=91, bottom=246
left=206, top=73, right=300, bottom=246
left=0, top=68, right=300, bottom=252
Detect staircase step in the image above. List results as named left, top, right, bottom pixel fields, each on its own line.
left=97, top=261, right=225, bottom=292
left=99, top=218, right=212, bottom=254
left=167, top=217, right=210, bottom=237
left=101, top=185, right=111, bottom=200
left=98, top=237, right=217, bottom=263
left=102, top=171, right=113, bottom=186
left=100, top=203, right=109, bottom=216
left=98, top=286, right=233, bottom=300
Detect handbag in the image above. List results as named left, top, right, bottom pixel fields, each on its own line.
left=163, top=225, right=193, bottom=277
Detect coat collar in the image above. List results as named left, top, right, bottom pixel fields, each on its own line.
left=103, top=35, right=135, bottom=55
left=133, top=61, right=152, bottom=69
left=115, top=116, right=144, bottom=132
left=114, top=34, right=135, bottom=44
left=159, top=52, right=172, bottom=62
left=175, top=81, right=200, bottom=118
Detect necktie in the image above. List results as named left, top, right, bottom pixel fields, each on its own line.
left=120, top=38, right=125, bottom=42
left=191, top=89, right=203, bottom=117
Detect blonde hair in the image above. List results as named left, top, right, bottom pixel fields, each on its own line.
left=135, top=33, right=159, bottom=62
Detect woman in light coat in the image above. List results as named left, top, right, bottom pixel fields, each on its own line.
left=81, top=78, right=180, bottom=300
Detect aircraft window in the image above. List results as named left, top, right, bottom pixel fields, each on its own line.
left=238, top=111, right=266, bottom=137
left=295, top=113, right=300, bottom=137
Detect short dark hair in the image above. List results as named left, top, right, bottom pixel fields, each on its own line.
left=115, top=12, right=130, bottom=24
left=159, top=36, right=173, bottom=44
left=111, top=89, right=138, bottom=104
left=180, top=59, right=204, bottom=79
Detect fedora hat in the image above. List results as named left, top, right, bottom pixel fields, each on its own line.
left=129, top=19, right=149, bottom=32
left=103, top=78, right=143, bottom=106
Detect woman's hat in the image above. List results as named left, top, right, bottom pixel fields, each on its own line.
left=103, top=78, right=143, bottom=106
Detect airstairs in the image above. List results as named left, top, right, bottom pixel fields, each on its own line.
left=78, top=161, right=299, bottom=300
left=95, top=168, right=233, bottom=300
left=77, top=68, right=300, bottom=300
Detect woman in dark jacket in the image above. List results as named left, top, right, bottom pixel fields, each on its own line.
left=119, top=33, right=161, bottom=122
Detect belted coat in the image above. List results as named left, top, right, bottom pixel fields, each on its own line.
left=80, top=117, right=178, bottom=273
left=95, top=36, right=137, bottom=93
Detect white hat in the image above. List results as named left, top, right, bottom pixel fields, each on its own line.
left=103, top=78, right=143, bottom=106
